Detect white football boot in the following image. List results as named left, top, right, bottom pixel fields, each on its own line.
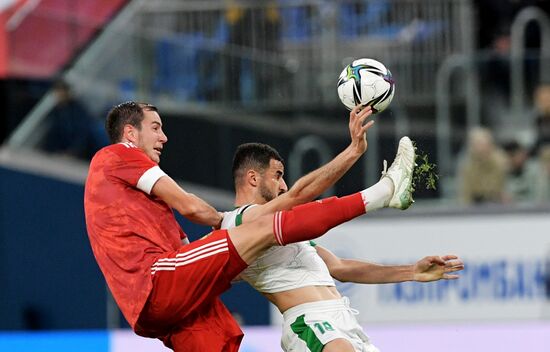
left=381, top=136, right=416, bottom=210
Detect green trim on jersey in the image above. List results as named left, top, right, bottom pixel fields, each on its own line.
left=235, top=204, right=254, bottom=227
left=290, top=315, right=324, bottom=352
left=309, top=240, right=317, bottom=247
left=235, top=213, right=243, bottom=226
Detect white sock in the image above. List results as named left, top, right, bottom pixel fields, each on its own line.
left=360, top=177, right=394, bottom=212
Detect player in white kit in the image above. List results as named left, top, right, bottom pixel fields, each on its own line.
left=221, top=107, right=464, bottom=352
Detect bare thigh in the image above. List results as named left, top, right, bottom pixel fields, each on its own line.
left=226, top=214, right=278, bottom=264
left=323, top=338, right=356, bottom=352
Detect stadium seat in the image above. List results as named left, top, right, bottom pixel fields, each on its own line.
left=280, top=7, right=312, bottom=42
left=153, top=25, right=227, bottom=102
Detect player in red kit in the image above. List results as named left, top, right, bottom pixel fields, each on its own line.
left=84, top=101, right=414, bottom=351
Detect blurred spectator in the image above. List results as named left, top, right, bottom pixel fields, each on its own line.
left=502, top=139, right=538, bottom=202
left=533, top=144, right=550, bottom=203
left=474, top=0, right=515, bottom=127
left=475, top=0, right=514, bottom=52
left=532, top=83, right=550, bottom=154
left=475, top=0, right=550, bottom=69
left=475, top=1, right=550, bottom=126
left=458, top=127, right=508, bottom=205
left=224, top=1, right=281, bottom=102
left=40, top=80, right=108, bottom=160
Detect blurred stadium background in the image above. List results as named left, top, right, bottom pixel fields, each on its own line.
left=1, top=0, right=550, bottom=351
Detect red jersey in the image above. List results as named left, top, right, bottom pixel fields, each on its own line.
left=84, top=142, right=186, bottom=328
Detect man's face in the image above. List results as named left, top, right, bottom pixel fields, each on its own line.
left=258, top=159, right=288, bottom=203
left=134, top=110, right=168, bottom=163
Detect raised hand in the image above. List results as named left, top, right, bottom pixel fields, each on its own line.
left=412, top=255, right=464, bottom=282
left=348, top=104, right=375, bottom=155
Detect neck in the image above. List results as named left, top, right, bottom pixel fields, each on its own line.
left=234, top=188, right=262, bottom=207
left=119, top=137, right=135, bottom=145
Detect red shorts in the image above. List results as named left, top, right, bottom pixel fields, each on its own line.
left=136, top=230, right=248, bottom=351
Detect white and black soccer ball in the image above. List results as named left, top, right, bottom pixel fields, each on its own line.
left=337, top=58, right=395, bottom=113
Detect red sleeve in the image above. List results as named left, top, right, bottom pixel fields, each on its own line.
left=104, top=144, right=166, bottom=194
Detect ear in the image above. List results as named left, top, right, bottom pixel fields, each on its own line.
left=246, top=169, right=259, bottom=187
left=123, top=124, right=138, bottom=144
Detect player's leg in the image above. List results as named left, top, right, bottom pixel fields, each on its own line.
left=164, top=298, right=243, bottom=352
left=280, top=300, right=361, bottom=352
left=228, top=136, right=416, bottom=265
left=323, top=338, right=356, bottom=352
left=137, top=231, right=248, bottom=332
left=361, top=136, right=416, bottom=211
left=227, top=192, right=366, bottom=264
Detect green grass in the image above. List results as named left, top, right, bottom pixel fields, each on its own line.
left=412, top=143, right=439, bottom=191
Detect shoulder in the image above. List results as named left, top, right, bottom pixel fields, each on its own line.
left=239, top=204, right=257, bottom=214
left=229, top=204, right=258, bottom=217
left=221, top=204, right=258, bottom=229
left=93, top=142, right=134, bottom=157
left=108, top=142, right=144, bottom=156
left=94, top=143, right=151, bottom=164
left=90, top=143, right=159, bottom=184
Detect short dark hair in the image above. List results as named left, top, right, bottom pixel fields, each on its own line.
left=232, top=143, right=284, bottom=187
left=105, top=101, right=158, bottom=143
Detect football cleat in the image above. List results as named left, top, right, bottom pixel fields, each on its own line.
left=381, top=136, right=416, bottom=210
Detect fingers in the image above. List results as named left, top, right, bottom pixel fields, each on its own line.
left=441, top=254, right=458, bottom=261
left=443, top=274, right=460, bottom=280
left=348, top=105, right=374, bottom=153
left=350, top=104, right=373, bottom=126
left=350, top=103, right=372, bottom=116
left=439, top=255, right=464, bottom=270
left=361, top=120, right=375, bottom=133
left=444, top=257, right=464, bottom=268
left=350, top=105, right=374, bottom=138
left=350, top=103, right=363, bottom=116
left=357, top=105, right=373, bottom=125
left=425, top=255, right=446, bottom=266
left=444, top=257, right=465, bottom=276
left=446, top=262, right=465, bottom=272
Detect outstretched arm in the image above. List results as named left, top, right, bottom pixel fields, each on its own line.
left=243, top=105, right=374, bottom=222
left=316, top=245, right=464, bottom=284
left=152, top=175, right=223, bottom=228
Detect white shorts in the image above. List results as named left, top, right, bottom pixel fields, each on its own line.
left=280, top=297, right=380, bottom=352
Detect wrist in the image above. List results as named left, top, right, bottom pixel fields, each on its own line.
left=345, top=144, right=363, bottom=159
left=214, top=211, right=224, bottom=229
left=407, top=265, right=417, bottom=281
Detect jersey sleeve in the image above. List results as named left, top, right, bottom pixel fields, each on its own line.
left=105, top=145, right=167, bottom=194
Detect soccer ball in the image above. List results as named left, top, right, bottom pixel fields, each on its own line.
left=337, top=58, right=395, bottom=113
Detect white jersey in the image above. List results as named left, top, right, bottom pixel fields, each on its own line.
left=221, top=205, right=336, bottom=293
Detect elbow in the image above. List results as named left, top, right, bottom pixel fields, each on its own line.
left=333, top=275, right=351, bottom=283
left=176, top=202, right=201, bottom=219
left=329, top=268, right=349, bottom=283
left=172, top=192, right=202, bottom=218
